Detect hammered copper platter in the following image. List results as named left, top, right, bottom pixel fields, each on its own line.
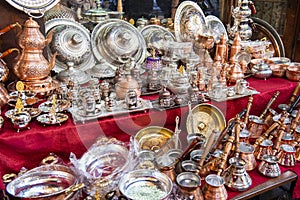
left=174, top=1, right=207, bottom=42
left=186, top=103, right=226, bottom=140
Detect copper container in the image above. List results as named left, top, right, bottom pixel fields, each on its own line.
left=181, top=160, right=199, bottom=174
left=254, top=139, right=273, bottom=161
left=258, top=154, right=281, bottom=177
left=239, top=129, right=250, bottom=143
left=202, top=174, right=228, bottom=200
left=13, top=18, right=56, bottom=81
left=286, top=62, right=300, bottom=81
left=239, top=142, right=257, bottom=171
left=295, top=143, right=300, bottom=162
left=155, top=155, right=177, bottom=182
left=266, top=57, right=290, bottom=78
left=115, top=75, right=141, bottom=99
left=248, top=115, right=267, bottom=139
left=277, top=144, right=296, bottom=167
left=227, top=60, right=244, bottom=84
left=0, top=83, right=8, bottom=106
left=176, top=172, right=203, bottom=200
left=264, top=108, right=278, bottom=127
left=224, top=157, right=252, bottom=191
left=281, top=132, right=294, bottom=146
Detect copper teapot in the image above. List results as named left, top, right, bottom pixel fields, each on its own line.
left=227, top=58, right=244, bottom=84
left=13, top=18, right=56, bottom=81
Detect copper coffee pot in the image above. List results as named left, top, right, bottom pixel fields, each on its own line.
left=13, top=18, right=56, bottom=81
left=202, top=174, right=228, bottom=200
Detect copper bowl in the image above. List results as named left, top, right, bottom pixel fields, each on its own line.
left=266, top=57, right=290, bottom=77
left=286, top=62, right=300, bottom=81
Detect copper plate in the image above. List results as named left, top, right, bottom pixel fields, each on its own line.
left=186, top=103, right=226, bottom=139
left=135, top=126, right=175, bottom=152
left=174, top=1, right=207, bottom=42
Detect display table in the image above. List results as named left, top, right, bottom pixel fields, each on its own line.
left=0, top=77, right=299, bottom=199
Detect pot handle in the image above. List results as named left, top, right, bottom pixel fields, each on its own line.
left=2, top=173, right=17, bottom=185
left=23, top=8, right=45, bottom=19
left=64, top=183, right=85, bottom=199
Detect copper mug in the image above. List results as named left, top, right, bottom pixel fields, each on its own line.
left=155, top=155, right=177, bottom=182
left=181, top=160, right=200, bottom=174
left=248, top=115, right=268, bottom=139
left=202, top=174, right=228, bottom=200
left=258, top=154, right=281, bottom=177
left=239, top=142, right=257, bottom=171
left=176, top=172, right=204, bottom=200
left=277, top=144, right=296, bottom=167
left=254, top=139, right=273, bottom=161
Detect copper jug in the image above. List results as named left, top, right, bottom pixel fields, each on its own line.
left=202, top=174, right=228, bottom=200
left=227, top=58, right=244, bottom=84
left=239, top=142, right=257, bottom=171
left=176, top=172, right=204, bottom=200
left=13, top=18, right=56, bottom=81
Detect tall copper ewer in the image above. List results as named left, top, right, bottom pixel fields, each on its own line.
left=13, top=17, right=57, bottom=96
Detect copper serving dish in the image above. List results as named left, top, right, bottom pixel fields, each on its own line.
left=266, top=57, right=290, bottom=77
left=286, top=62, right=300, bottom=81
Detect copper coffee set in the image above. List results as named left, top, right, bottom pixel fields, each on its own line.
left=1, top=0, right=300, bottom=199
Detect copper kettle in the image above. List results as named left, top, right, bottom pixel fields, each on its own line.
left=13, top=18, right=56, bottom=81
left=227, top=58, right=244, bottom=84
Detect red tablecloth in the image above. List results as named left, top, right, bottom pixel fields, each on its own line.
left=0, top=77, right=299, bottom=199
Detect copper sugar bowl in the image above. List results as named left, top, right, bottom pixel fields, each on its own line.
left=13, top=18, right=56, bottom=81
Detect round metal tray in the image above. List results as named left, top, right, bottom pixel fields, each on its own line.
left=186, top=103, right=226, bottom=140
left=45, top=18, right=95, bottom=73
left=5, top=0, right=59, bottom=17
left=140, top=25, right=175, bottom=48
left=206, top=15, right=228, bottom=42
left=174, top=1, right=207, bottom=42
left=91, top=19, right=147, bottom=70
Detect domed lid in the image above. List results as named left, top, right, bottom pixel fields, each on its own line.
left=91, top=19, right=146, bottom=71
left=56, top=62, right=91, bottom=84
left=46, top=18, right=95, bottom=73
left=24, top=17, right=40, bottom=28
left=44, top=2, right=78, bottom=22
left=117, top=75, right=139, bottom=89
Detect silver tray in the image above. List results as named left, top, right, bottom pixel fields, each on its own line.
left=206, top=15, right=228, bottom=42
left=5, top=108, right=41, bottom=119
left=45, top=18, right=95, bottom=73
left=38, top=99, right=71, bottom=113
left=70, top=99, right=152, bottom=122
left=5, top=0, right=59, bottom=17
left=174, top=1, right=207, bottom=42
left=140, top=25, right=175, bottom=48
left=206, top=86, right=260, bottom=102
left=37, top=113, right=69, bottom=125
left=91, top=19, right=147, bottom=70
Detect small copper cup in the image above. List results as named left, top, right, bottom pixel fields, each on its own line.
left=254, top=139, right=273, bottom=161
left=186, top=133, right=206, bottom=148
left=190, top=149, right=211, bottom=166
left=155, top=155, right=177, bottom=182
left=258, top=154, right=281, bottom=177
left=202, top=174, right=228, bottom=200
left=176, top=172, right=204, bottom=200
left=240, top=129, right=251, bottom=143
left=277, top=144, right=296, bottom=167
left=240, top=142, right=257, bottom=171
left=264, top=108, right=278, bottom=127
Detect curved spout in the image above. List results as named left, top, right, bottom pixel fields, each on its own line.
left=45, top=30, right=53, bottom=46
left=49, top=52, right=57, bottom=71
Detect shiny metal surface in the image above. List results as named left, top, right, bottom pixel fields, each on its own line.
left=6, top=164, right=77, bottom=199
left=11, top=111, right=31, bottom=132
left=202, top=174, right=227, bottom=200
left=118, top=169, right=173, bottom=200
left=140, top=25, right=175, bottom=48
left=258, top=154, right=281, bottom=177
left=37, top=113, right=68, bottom=125
left=135, top=126, right=175, bottom=152
left=5, top=108, right=41, bottom=119
left=206, top=15, right=228, bottom=42
left=45, top=18, right=95, bottom=73
left=186, top=103, right=226, bottom=141
left=5, top=0, right=59, bottom=17
left=91, top=19, right=146, bottom=70
left=174, top=1, right=207, bottom=42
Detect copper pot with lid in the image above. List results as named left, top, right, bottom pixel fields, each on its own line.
left=115, top=75, right=141, bottom=99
